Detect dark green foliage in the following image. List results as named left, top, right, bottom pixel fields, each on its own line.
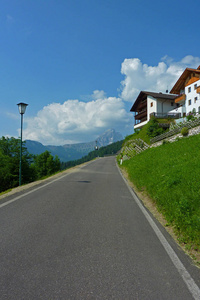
left=186, top=112, right=195, bottom=121
left=0, top=136, right=120, bottom=193
left=181, top=127, right=189, bottom=136
left=62, top=140, right=123, bottom=170
left=134, top=129, right=140, bottom=134
left=0, top=137, right=61, bottom=193
left=32, top=151, right=61, bottom=178
left=123, top=118, right=174, bottom=146
left=146, top=117, right=165, bottom=138
left=0, top=149, right=14, bottom=192
left=162, top=140, right=170, bottom=145
left=0, top=137, right=34, bottom=192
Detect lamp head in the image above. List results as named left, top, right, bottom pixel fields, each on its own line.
left=17, top=102, right=28, bottom=114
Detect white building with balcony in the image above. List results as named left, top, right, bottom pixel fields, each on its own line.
left=130, top=91, right=178, bottom=130
left=170, top=66, right=200, bottom=115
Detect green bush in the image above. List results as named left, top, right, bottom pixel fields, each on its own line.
left=146, top=117, right=165, bottom=138
left=162, top=140, right=170, bottom=145
left=181, top=127, right=189, bottom=136
left=186, top=112, right=195, bottom=121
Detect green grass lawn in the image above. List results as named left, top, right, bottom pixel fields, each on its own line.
left=122, top=134, right=200, bottom=252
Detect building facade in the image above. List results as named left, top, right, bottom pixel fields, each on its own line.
left=130, top=91, right=178, bottom=130
left=170, top=66, right=200, bottom=115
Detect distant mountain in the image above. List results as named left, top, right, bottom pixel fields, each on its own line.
left=25, top=129, right=123, bottom=162
left=96, top=129, right=123, bottom=146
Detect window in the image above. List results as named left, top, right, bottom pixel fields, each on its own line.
left=150, top=102, right=153, bottom=107
left=188, top=87, right=191, bottom=93
left=194, top=84, right=197, bottom=90
left=171, top=102, right=174, bottom=106
left=194, top=97, right=198, bottom=103
left=188, top=99, right=191, bottom=105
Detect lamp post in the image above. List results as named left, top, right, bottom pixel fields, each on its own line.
left=17, top=102, right=28, bottom=186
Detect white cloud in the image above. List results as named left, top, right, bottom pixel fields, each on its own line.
left=120, top=55, right=200, bottom=102
left=23, top=92, right=132, bottom=145
left=23, top=55, right=200, bottom=145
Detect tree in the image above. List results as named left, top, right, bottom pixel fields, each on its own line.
left=0, top=137, right=61, bottom=193
left=0, top=150, right=14, bottom=192
left=146, top=117, right=165, bottom=138
left=33, top=151, right=61, bottom=178
left=0, top=137, right=36, bottom=192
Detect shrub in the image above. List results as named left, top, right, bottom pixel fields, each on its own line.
left=186, top=112, right=195, bottom=121
left=146, top=117, right=165, bottom=138
left=181, top=127, right=189, bottom=136
left=134, top=129, right=140, bottom=134
left=162, top=140, right=170, bottom=145
left=192, top=108, right=196, bottom=115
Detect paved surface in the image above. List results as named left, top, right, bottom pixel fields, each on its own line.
left=0, top=157, right=200, bottom=299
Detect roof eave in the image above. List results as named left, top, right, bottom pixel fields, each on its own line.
left=170, top=67, right=200, bottom=94
left=130, top=91, right=176, bottom=112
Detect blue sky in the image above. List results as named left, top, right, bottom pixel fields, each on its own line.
left=1, top=0, right=200, bottom=145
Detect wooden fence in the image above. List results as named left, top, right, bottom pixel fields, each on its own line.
left=122, top=138, right=149, bottom=160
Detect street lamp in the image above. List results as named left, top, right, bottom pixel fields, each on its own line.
left=17, top=102, right=28, bottom=186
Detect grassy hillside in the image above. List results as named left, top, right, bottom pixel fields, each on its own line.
left=121, top=134, right=200, bottom=261
left=123, top=123, right=151, bottom=145
left=123, top=117, right=173, bottom=145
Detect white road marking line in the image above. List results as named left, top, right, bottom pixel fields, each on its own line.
left=0, top=172, right=72, bottom=209
left=0, top=160, right=95, bottom=209
left=117, top=164, right=200, bottom=300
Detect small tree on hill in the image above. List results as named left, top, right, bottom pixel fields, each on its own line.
left=146, top=117, right=165, bottom=138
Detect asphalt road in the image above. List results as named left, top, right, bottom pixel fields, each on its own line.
left=0, top=157, right=200, bottom=300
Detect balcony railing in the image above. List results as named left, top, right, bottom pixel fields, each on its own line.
left=135, top=110, right=147, bottom=120
left=137, top=101, right=147, bottom=110
left=150, top=112, right=181, bottom=119
left=134, top=118, right=147, bottom=125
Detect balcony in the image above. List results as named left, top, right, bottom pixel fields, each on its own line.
left=137, top=100, right=147, bottom=110
left=134, top=119, right=148, bottom=129
left=175, top=94, right=186, bottom=103
left=197, top=86, right=200, bottom=93
left=135, top=110, right=147, bottom=120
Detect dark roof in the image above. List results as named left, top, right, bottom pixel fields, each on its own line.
left=130, top=91, right=177, bottom=112
left=170, top=66, right=200, bottom=94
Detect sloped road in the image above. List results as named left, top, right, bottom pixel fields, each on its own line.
left=0, top=157, right=200, bottom=299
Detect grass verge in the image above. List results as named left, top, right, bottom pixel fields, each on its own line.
left=121, top=134, right=200, bottom=264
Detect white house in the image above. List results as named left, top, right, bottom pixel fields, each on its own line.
left=130, top=91, right=178, bottom=130
left=170, top=66, right=200, bottom=115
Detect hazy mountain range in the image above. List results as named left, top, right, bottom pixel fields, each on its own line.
left=25, top=129, right=123, bottom=162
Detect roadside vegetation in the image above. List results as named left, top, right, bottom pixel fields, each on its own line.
left=123, top=117, right=172, bottom=145
left=0, top=136, right=123, bottom=194
left=61, top=140, right=123, bottom=169
left=0, top=137, right=61, bottom=193
left=120, top=130, right=200, bottom=262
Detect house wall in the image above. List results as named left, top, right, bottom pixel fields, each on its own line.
left=160, top=99, right=176, bottom=113
left=147, top=95, right=177, bottom=120
left=185, top=79, right=200, bottom=114
left=147, top=96, right=157, bottom=121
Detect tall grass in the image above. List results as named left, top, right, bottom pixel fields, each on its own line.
left=122, top=135, right=200, bottom=249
